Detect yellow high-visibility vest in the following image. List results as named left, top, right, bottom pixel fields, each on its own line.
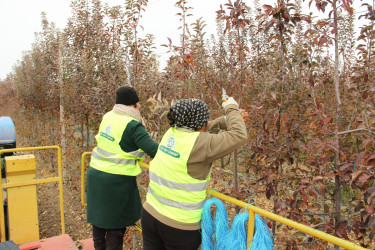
left=90, top=111, right=145, bottom=176
left=146, top=127, right=209, bottom=224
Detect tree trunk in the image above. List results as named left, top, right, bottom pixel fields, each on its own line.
left=182, top=1, right=188, bottom=96
left=81, top=121, right=84, bottom=148
left=234, top=4, right=245, bottom=202
left=58, top=33, right=67, bottom=182
left=234, top=150, right=240, bottom=213
left=279, top=27, right=286, bottom=93
left=333, top=0, right=342, bottom=239
left=86, top=113, right=90, bottom=148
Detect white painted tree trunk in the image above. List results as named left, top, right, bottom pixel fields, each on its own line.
left=58, top=33, right=67, bottom=182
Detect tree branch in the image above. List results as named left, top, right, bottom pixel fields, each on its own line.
left=338, top=128, right=374, bottom=136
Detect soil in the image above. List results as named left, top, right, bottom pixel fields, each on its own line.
left=37, top=181, right=91, bottom=242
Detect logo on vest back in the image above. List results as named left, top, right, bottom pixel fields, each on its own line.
left=166, top=135, right=176, bottom=150
left=100, top=125, right=114, bottom=141
left=160, top=135, right=179, bottom=158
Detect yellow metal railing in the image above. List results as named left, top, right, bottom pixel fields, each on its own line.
left=81, top=153, right=367, bottom=249
left=0, top=146, right=65, bottom=242
left=81, top=152, right=92, bottom=208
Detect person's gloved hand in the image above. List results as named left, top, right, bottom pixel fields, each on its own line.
left=222, top=97, right=239, bottom=108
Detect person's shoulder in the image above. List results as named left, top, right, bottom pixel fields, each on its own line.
left=128, top=119, right=143, bottom=127
left=195, top=130, right=213, bottom=142
left=126, top=120, right=146, bottom=134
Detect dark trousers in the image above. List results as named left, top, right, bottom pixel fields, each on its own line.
left=92, top=224, right=126, bottom=250
left=141, top=208, right=201, bottom=250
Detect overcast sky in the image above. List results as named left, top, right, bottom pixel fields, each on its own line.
left=0, top=0, right=370, bottom=80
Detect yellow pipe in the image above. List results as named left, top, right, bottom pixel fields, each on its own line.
left=247, top=210, right=255, bottom=248
left=81, top=152, right=92, bottom=207
left=1, top=177, right=60, bottom=188
left=56, top=146, right=65, bottom=235
left=84, top=156, right=368, bottom=250
left=138, top=161, right=149, bottom=169
left=0, top=146, right=65, bottom=238
left=133, top=224, right=142, bottom=233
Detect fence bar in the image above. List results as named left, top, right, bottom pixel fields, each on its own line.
left=2, top=177, right=60, bottom=188
left=247, top=210, right=255, bottom=248
left=81, top=152, right=92, bottom=207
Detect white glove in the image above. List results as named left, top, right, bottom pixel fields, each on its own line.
left=222, top=97, right=239, bottom=109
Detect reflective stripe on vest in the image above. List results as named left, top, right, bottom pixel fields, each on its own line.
left=148, top=185, right=205, bottom=210
left=91, top=151, right=137, bottom=166
left=95, top=146, right=146, bottom=160
left=146, top=127, right=209, bottom=224
left=90, top=111, right=145, bottom=176
left=149, top=171, right=207, bottom=192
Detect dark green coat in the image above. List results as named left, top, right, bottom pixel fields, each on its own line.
left=87, top=119, right=158, bottom=229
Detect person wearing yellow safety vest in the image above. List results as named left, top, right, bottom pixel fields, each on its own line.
left=141, top=97, right=248, bottom=250
left=87, top=86, right=158, bottom=250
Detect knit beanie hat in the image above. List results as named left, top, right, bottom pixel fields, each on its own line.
left=115, top=86, right=140, bottom=106
left=167, top=98, right=211, bottom=131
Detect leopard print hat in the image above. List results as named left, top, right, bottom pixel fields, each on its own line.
left=167, top=98, right=211, bottom=131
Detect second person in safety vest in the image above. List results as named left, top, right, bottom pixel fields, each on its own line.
left=141, top=97, right=247, bottom=250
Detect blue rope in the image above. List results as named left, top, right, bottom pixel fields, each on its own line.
left=216, top=212, right=249, bottom=250
left=202, top=198, right=274, bottom=250
left=201, top=198, right=230, bottom=249
left=249, top=215, right=274, bottom=250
